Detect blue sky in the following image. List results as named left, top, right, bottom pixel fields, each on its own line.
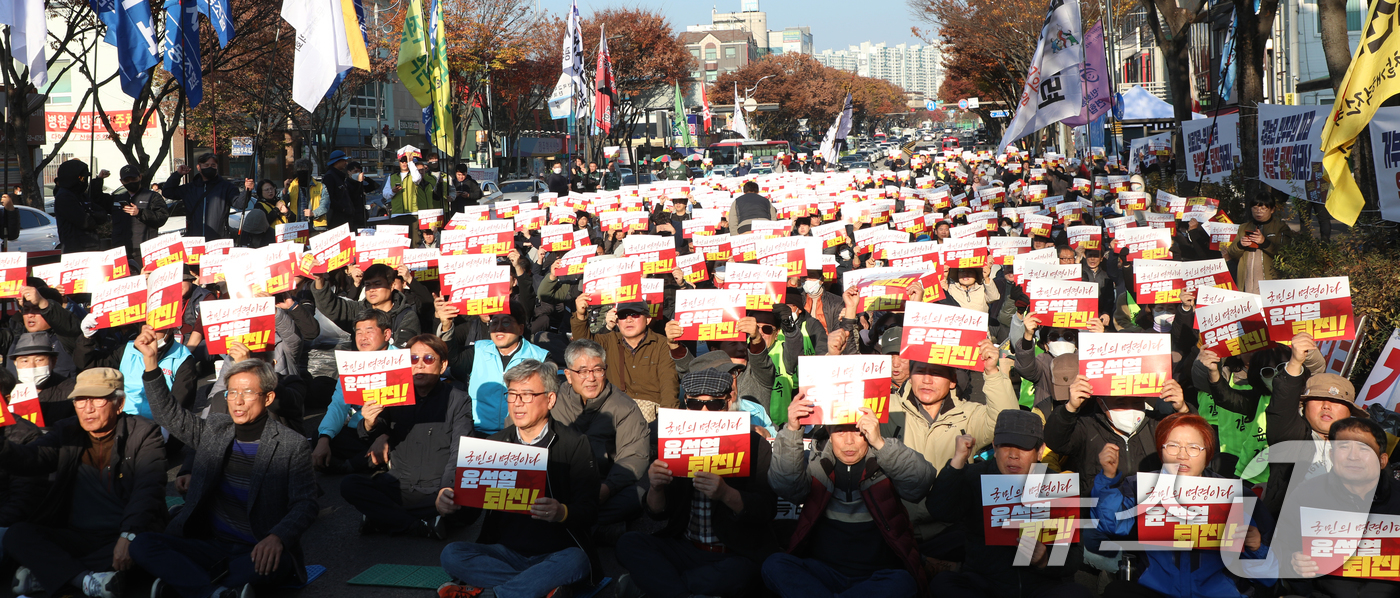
left=543, top=0, right=931, bottom=52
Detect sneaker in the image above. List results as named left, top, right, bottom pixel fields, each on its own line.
left=436, top=581, right=484, bottom=598
left=615, top=574, right=644, bottom=598
left=430, top=515, right=448, bottom=540
left=358, top=515, right=378, bottom=535
left=150, top=578, right=165, bottom=598
left=12, top=566, right=42, bottom=595
left=238, top=582, right=255, bottom=598
left=82, top=571, right=121, bottom=598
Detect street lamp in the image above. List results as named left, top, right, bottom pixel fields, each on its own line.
left=743, top=75, right=774, bottom=101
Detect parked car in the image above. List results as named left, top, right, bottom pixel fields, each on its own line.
left=477, top=180, right=503, bottom=203
left=621, top=174, right=655, bottom=186
left=497, top=179, right=548, bottom=202
left=12, top=206, right=60, bottom=252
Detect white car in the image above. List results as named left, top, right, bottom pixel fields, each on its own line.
left=497, top=179, right=549, bottom=203
left=13, top=206, right=60, bottom=252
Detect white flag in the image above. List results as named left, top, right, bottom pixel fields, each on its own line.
left=1, top=0, right=47, bottom=87
left=820, top=93, right=854, bottom=164
left=547, top=72, right=574, bottom=120
left=996, top=0, right=1084, bottom=154
left=562, top=0, right=585, bottom=92
left=282, top=0, right=354, bottom=113
left=731, top=83, right=751, bottom=140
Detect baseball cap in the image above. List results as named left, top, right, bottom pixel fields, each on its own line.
left=615, top=302, right=648, bottom=317
left=691, top=349, right=743, bottom=373
left=1050, top=354, right=1078, bottom=405
left=1302, top=373, right=1364, bottom=417
left=119, top=165, right=141, bottom=180
left=879, top=326, right=903, bottom=355
left=994, top=409, right=1044, bottom=449
left=682, top=368, right=733, bottom=398
left=9, top=332, right=58, bottom=358
left=69, top=367, right=123, bottom=399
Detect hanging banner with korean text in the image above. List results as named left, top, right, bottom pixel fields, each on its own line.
left=1258, top=104, right=1325, bottom=198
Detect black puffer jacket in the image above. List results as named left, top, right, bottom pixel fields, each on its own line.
left=310, top=285, right=421, bottom=348
left=0, top=419, right=46, bottom=526
left=360, top=380, right=474, bottom=495
left=53, top=160, right=109, bottom=252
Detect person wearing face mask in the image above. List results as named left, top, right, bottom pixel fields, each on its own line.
left=284, top=158, right=329, bottom=229
left=1223, top=194, right=1294, bottom=294
left=1045, top=373, right=1191, bottom=495
left=8, top=333, right=78, bottom=427
left=163, top=153, right=248, bottom=240
left=943, top=265, right=1000, bottom=314
left=324, top=152, right=364, bottom=232
left=237, top=179, right=290, bottom=248
left=91, top=165, right=169, bottom=266
left=54, top=159, right=111, bottom=252
left=800, top=271, right=843, bottom=336
left=546, top=161, right=571, bottom=196
left=926, top=411, right=1093, bottom=598
left=1015, top=317, right=1100, bottom=414
left=382, top=147, right=438, bottom=217
left=1092, top=413, right=1274, bottom=597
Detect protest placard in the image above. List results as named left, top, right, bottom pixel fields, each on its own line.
left=441, top=265, right=512, bottom=316
left=582, top=257, right=643, bottom=305
left=275, top=221, right=309, bottom=245
left=755, top=236, right=822, bottom=277
left=1079, top=333, right=1172, bottom=397
left=309, top=224, right=353, bottom=273
left=675, top=252, right=709, bottom=285
left=1135, top=472, right=1244, bottom=549
left=402, top=249, right=439, bottom=283
left=0, top=253, right=25, bottom=299
left=724, top=263, right=786, bottom=311
left=452, top=436, right=548, bottom=512
left=673, top=289, right=747, bottom=342
left=90, top=276, right=147, bottom=329
left=1028, top=279, right=1100, bottom=329
left=355, top=234, right=408, bottom=269
left=900, top=301, right=987, bottom=370
left=140, top=232, right=185, bottom=271
left=1133, top=259, right=1185, bottom=304
left=623, top=235, right=677, bottom=276
left=796, top=355, right=892, bottom=425
left=1181, top=259, right=1236, bottom=293
left=980, top=474, right=1080, bottom=546
left=335, top=350, right=415, bottom=406
left=202, top=298, right=276, bottom=354
left=1196, top=299, right=1270, bottom=356
left=657, top=408, right=750, bottom=477
left=1259, top=277, right=1356, bottom=342
left=1114, top=228, right=1173, bottom=261
left=146, top=261, right=184, bottom=331
left=1300, top=507, right=1400, bottom=579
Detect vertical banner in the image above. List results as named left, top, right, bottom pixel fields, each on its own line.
left=90, top=276, right=148, bottom=329
left=673, top=289, right=747, bottom=342
left=1196, top=299, right=1270, bottom=356
left=1027, top=279, right=1100, bottom=328
left=1134, top=473, right=1243, bottom=550
left=451, top=436, right=549, bottom=511
left=582, top=257, right=642, bottom=305
left=1372, top=106, right=1400, bottom=222
left=1259, top=277, right=1356, bottom=342
left=146, top=262, right=184, bottom=330
left=1258, top=104, right=1326, bottom=198
left=900, top=301, right=988, bottom=370
left=1079, top=332, right=1172, bottom=396
left=334, top=349, right=415, bottom=406
left=796, top=355, right=893, bottom=425
left=980, top=474, right=1081, bottom=546
left=1359, top=329, right=1400, bottom=409
left=201, top=298, right=277, bottom=354
left=656, top=408, right=751, bottom=477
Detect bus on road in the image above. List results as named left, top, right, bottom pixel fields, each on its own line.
left=704, top=140, right=792, bottom=166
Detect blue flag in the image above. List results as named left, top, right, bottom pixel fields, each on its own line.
left=163, top=0, right=203, bottom=108
left=195, top=0, right=235, bottom=48
left=91, top=0, right=161, bottom=98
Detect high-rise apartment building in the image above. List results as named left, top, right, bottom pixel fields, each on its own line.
left=815, top=42, right=943, bottom=99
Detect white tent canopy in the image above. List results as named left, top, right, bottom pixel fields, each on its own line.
left=1117, top=85, right=1205, bottom=121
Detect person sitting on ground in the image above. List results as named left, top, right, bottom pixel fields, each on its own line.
left=311, top=310, right=397, bottom=473
left=129, top=329, right=318, bottom=598
left=573, top=298, right=679, bottom=409
left=435, top=359, right=600, bottom=598
left=2, top=368, right=166, bottom=598
left=614, top=368, right=778, bottom=598
left=342, top=334, right=474, bottom=539
left=762, top=391, right=936, bottom=598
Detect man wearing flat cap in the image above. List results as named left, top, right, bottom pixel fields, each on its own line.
left=615, top=367, right=778, bottom=598
left=924, top=410, right=1091, bottom=598
left=1, top=368, right=166, bottom=598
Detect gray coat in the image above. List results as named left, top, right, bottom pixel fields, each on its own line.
left=143, top=369, right=319, bottom=584
left=767, top=426, right=935, bottom=504
left=551, top=382, right=650, bottom=496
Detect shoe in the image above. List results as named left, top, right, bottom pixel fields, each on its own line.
left=12, top=566, right=42, bottom=595
left=359, top=515, right=378, bottom=535
left=544, top=586, right=573, bottom=598
left=430, top=515, right=448, bottom=540
left=239, top=582, right=255, bottom=598
left=150, top=578, right=165, bottom=598
left=83, top=571, right=121, bottom=598
left=615, top=574, right=644, bottom=598
left=437, top=581, right=484, bottom=598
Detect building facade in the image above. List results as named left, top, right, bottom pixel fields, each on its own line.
left=679, top=30, right=762, bottom=82
left=815, top=42, right=943, bottom=99
left=686, top=1, right=812, bottom=57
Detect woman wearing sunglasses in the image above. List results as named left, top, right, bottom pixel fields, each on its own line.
left=1092, top=413, right=1275, bottom=598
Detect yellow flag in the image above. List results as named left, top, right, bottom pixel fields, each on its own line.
left=429, top=0, right=453, bottom=152
left=340, top=0, right=370, bottom=70
left=1319, top=0, right=1400, bottom=226
left=396, top=0, right=432, bottom=108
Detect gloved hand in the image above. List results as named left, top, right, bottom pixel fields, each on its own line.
left=81, top=313, right=99, bottom=338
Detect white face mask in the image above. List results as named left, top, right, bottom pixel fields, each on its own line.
left=158, top=335, right=170, bottom=349
left=553, top=168, right=562, bottom=174
left=16, top=365, right=50, bottom=387
left=1153, top=312, right=1175, bottom=332
left=1046, top=341, right=1076, bottom=357
left=803, top=280, right=823, bottom=296
left=1105, top=408, right=1147, bottom=435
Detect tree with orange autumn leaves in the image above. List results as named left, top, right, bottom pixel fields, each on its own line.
left=712, top=53, right=907, bottom=142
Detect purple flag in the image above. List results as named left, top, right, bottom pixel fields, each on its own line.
left=1064, top=22, right=1111, bottom=126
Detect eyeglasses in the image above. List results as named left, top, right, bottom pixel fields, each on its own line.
left=567, top=366, right=606, bottom=378
left=227, top=389, right=266, bottom=402
left=506, top=390, right=550, bottom=404
left=72, top=397, right=110, bottom=407
left=410, top=354, right=438, bottom=365
left=1161, top=442, right=1206, bottom=457
left=685, top=397, right=728, bottom=411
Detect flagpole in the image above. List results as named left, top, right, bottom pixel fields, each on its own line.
left=88, top=31, right=96, bottom=167
left=252, top=23, right=282, bottom=183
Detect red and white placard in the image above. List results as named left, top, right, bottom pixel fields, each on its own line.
left=980, top=474, right=1080, bottom=546
left=623, top=235, right=677, bottom=276
left=551, top=245, right=596, bottom=277
left=140, top=232, right=185, bottom=271
left=452, top=436, right=549, bottom=512
left=1114, top=228, right=1173, bottom=261
left=989, top=236, right=1031, bottom=265
left=202, top=298, right=277, bottom=354
left=335, top=349, right=415, bottom=406
left=1300, top=506, right=1400, bottom=579
left=402, top=248, right=440, bottom=283
left=1135, top=472, right=1243, bottom=550
left=1028, top=279, right=1100, bottom=329
left=0, top=253, right=25, bottom=299
left=724, top=263, right=786, bottom=311
left=900, top=301, right=987, bottom=370
left=417, top=208, right=444, bottom=230
left=1066, top=225, right=1103, bottom=251
left=694, top=233, right=732, bottom=261
left=796, top=355, right=893, bottom=425
left=1260, top=277, right=1356, bottom=342
left=275, top=222, right=309, bottom=245
left=674, top=289, right=747, bottom=342
left=441, top=266, right=512, bottom=316
left=657, top=408, right=751, bottom=477
left=355, top=234, right=409, bottom=269
left=582, top=257, right=643, bottom=305
left=1133, top=259, right=1184, bottom=304
left=1079, top=332, right=1172, bottom=397
left=1203, top=222, right=1238, bottom=250
left=1181, top=259, right=1236, bottom=293
left=1196, top=299, right=1270, bottom=357
left=939, top=237, right=989, bottom=269
left=461, top=220, right=515, bottom=256
left=90, top=276, right=148, bottom=329
left=755, top=236, right=822, bottom=277
left=146, top=261, right=184, bottom=331
left=675, top=252, right=709, bottom=285
left=884, top=241, right=940, bottom=268
left=310, top=224, right=354, bottom=272
left=540, top=225, right=579, bottom=253
left=1118, top=191, right=1149, bottom=211
left=843, top=267, right=928, bottom=311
